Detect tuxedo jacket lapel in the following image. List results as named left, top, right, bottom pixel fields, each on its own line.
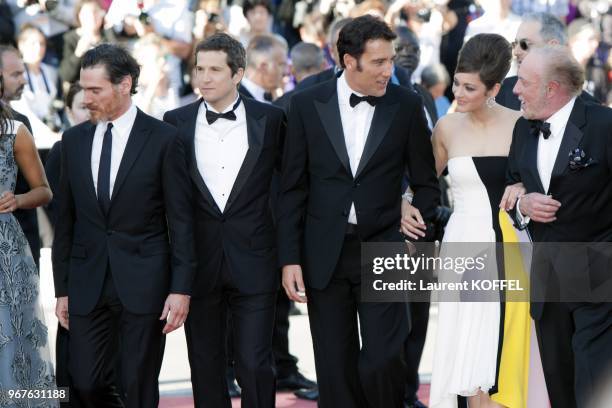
left=225, top=98, right=266, bottom=212
left=110, top=109, right=150, bottom=203
left=181, top=99, right=221, bottom=213
left=79, top=121, right=105, bottom=218
left=314, top=80, right=351, bottom=175
left=355, top=93, right=399, bottom=178
left=549, top=98, right=586, bottom=188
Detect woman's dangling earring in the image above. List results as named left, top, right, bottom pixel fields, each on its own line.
left=486, top=96, right=496, bottom=108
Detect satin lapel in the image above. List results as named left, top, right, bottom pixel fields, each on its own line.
left=184, top=100, right=220, bottom=212
left=355, top=96, right=399, bottom=178
left=525, top=130, right=545, bottom=194
left=225, top=101, right=265, bottom=212
left=314, top=82, right=351, bottom=175
left=110, top=109, right=150, bottom=202
left=79, top=121, right=104, bottom=218
left=549, top=99, right=586, bottom=190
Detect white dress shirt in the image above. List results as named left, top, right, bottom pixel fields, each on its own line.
left=91, top=103, right=138, bottom=197
left=241, top=77, right=269, bottom=103
left=195, top=96, right=248, bottom=212
left=517, top=97, right=576, bottom=225
left=337, top=73, right=376, bottom=225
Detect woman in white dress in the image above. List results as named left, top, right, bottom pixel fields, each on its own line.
left=403, top=33, right=529, bottom=408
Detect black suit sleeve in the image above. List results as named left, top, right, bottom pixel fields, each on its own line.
left=506, top=121, right=522, bottom=186
left=505, top=122, right=524, bottom=227
left=52, top=134, right=75, bottom=297
left=277, top=97, right=308, bottom=267
left=162, top=131, right=196, bottom=295
left=406, top=98, right=440, bottom=222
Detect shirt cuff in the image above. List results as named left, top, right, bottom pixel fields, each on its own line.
left=516, top=196, right=530, bottom=227
left=402, top=187, right=414, bottom=203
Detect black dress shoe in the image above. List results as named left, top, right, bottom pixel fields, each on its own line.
left=227, top=377, right=241, bottom=398
left=276, top=372, right=317, bottom=390
left=294, top=388, right=319, bottom=401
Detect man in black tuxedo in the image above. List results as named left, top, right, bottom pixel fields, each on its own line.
left=164, top=33, right=283, bottom=408
left=53, top=44, right=195, bottom=407
left=503, top=46, right=612, bottom=408
left=0, top=45, right=40, bottom=269
left=496, top=12, right=599, bottom=110
left=278, top=16, right=440, bottom=407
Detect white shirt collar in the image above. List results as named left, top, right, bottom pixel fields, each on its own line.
left=545, top=97, right=576, bottom=140
left=337, top=72, right=365, bottom=108
left=100, top=103, right=138, bottom=134
left=241, top=77, right=267, bottom=102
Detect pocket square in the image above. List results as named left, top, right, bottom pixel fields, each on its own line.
left=568, top=148, right=596, bottom=171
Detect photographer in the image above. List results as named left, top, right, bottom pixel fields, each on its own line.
left=8, top=0, right=77, bottom=61
left=385, top=0, right=457, bottom=80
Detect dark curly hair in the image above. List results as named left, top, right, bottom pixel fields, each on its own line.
left=81, top=43, right=140, bottom=94
left=336, top=15, right=396, bottom=69
left=455, top=33, right=512, bottom=90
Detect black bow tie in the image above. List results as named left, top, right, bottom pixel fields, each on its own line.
left=205, top=97, right=242, bottom=124
left=349, top=93, right=379, bottom=108
left=529, top=120, right=551, bottom=139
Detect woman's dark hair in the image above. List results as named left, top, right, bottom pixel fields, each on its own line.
left=81, top=43, right=140, bottom=94
left=455, top=33, right=512, bottom=90
left=195, top=33, right=246, bottom=76
left=242, top=0, right=272, bottom=18
left=64, top=82, right=83, bottom=110
left=337, top=15, right=396, bottom=69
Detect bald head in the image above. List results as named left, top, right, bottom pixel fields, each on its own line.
left=289, top=42, right=325, bottom=82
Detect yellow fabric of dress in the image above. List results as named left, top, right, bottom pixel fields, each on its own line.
left=491, top=211, right=531, bottom=408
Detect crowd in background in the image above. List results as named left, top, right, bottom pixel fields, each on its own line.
left=0, top=0, right=610, bottom=151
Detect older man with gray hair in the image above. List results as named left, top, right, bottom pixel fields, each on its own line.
left=496, top=12, right=599, bottom=109
left=503, top=45, right=612, bottom=408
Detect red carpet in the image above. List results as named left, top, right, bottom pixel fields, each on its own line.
left=159, top=385, right=430, bottom=407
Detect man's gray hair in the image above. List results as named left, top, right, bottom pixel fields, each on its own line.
left=246, top=34, right=287, bottom=68
left=290, top=42, right=324, bottom=74
left=522, top=12, right=568, bottom=45
left=421, top=63, right=450, bottom=89
left=533, top=46, right=584, bottom=96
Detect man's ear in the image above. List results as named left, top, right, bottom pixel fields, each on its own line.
left=232, top=67, right=245, bottom=85
left=120, top=75, right=133, bottom=95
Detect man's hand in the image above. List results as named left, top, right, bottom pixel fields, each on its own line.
left=518, top=192, right=561, bottom=223
left=160, top=293, right=190, bottom=334
left=499, top=182, right=526, bottom=211
left=282, top=265, right=307, bottom=303
left=55, top=296, right=69, bottom=330
left=401, top=200, right=426, bottom=240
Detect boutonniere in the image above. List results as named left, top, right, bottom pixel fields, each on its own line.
left=568, top=148, right=596, bottom=171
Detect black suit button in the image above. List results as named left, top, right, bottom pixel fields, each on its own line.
left=221, top=217, right=226, bottom=223
left=107, top=230, right=114, bottom=236
left=342, top=210, right=348, bottom=216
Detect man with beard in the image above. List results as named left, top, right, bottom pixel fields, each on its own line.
left=53, top=44, right=195, bottom=407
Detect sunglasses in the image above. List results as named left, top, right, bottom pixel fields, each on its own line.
left=512, top=39, right=530, bottom=51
